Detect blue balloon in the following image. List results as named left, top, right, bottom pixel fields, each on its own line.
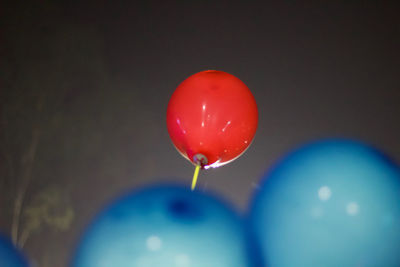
left=0, top=234, right=29, bottom=267
left=249, top=139, right=400, bottom=267
left=73, top=184, right=257, bottom=267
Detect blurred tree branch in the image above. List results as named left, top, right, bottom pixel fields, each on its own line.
left=19, top=185, right=75, bottom=248
left=11, top=126, right=40, bottom=246
left=0, top=2, right=155, bottom=266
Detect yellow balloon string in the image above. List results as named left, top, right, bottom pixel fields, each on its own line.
left=191, top=164, right=201, bottom=191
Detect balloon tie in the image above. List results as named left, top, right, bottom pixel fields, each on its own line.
left=191, top=164, right=201, bottom=191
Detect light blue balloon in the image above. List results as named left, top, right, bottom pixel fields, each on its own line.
left=73, top=184, right=257, bottom=267
left=249, top=139, right=400, bottom=267
left=0, top=234, right=29, bottom=267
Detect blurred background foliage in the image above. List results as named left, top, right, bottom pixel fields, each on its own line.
left=0, top=2, right=159, bottom=265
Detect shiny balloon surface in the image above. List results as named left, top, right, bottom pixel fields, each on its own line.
left=167, top=70, right=258, bottom=168
left=73, top=184, right=256, bottom=267
left=249, top=139, right=400, bottom=267
left=0, top=234, right=29, bottom=267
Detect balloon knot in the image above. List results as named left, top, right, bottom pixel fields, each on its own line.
left=193, top=153, right=208, bottom=168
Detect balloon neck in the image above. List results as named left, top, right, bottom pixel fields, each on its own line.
left=193, top=153, right=208, bottom=168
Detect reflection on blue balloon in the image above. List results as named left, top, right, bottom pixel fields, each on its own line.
left=0, top=234, right=29, bottom=267
left=73, top=184, right=256, bottom=267
left=249, top=139, right=400, bottom=267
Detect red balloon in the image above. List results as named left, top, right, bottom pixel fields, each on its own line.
left=167, top=70, right=258, bottom=169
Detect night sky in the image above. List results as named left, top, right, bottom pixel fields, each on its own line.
left=1, top=1, right=399, bottom=266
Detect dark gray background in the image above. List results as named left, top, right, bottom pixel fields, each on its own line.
left=1, top=1, right=399, bottom=266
